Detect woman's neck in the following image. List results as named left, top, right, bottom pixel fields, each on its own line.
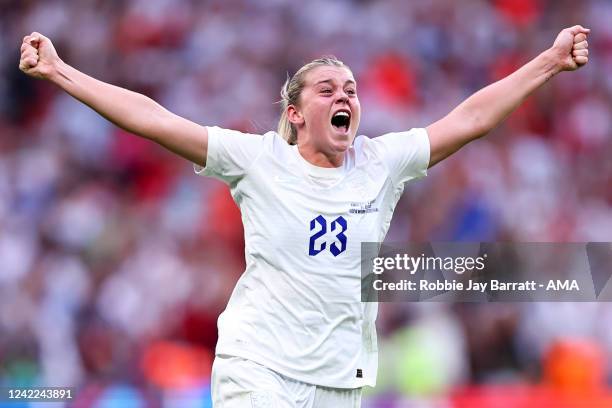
left=295, top=142, right=344, bottom=168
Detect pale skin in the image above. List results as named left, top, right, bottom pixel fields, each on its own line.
left=19, top=26, right=589, bottom=169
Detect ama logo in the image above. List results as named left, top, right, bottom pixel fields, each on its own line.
left=546, top=280, right=580, bottom=291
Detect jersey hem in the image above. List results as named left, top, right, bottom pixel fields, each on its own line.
left=216, top=345, right=376, bottom=389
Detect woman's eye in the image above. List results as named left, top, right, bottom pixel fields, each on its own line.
left=347, top=89, right=356, bottom=95
left=321, top=89, right=332, bottom=94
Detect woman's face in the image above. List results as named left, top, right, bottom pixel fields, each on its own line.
left=289, top=65, right=361, bottom=154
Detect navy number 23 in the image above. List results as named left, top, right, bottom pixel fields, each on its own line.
left=309, top=215, right=347, bottom=257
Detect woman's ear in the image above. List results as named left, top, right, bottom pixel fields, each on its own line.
left=287, top=105, right=304, bottom=126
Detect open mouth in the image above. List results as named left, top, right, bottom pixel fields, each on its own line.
left=331, top=110, right=350, bottom=133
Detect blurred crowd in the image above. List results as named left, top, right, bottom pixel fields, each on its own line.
left=1, top=0, right=611, bottom=406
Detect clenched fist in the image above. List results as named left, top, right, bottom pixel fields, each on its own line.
left=549, top=25, right=590, bottom=72
left=19, top=32, right=60, bottom=80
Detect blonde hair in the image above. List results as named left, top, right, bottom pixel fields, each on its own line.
left=278, top=56, right=351, bottom=145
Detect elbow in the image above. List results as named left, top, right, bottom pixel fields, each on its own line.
left=468, top=108, right=493, bottom=140
left=141, top=99, right=173, bottom=143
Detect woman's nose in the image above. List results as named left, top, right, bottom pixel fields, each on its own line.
left=336, top=92, right=349, bottom=103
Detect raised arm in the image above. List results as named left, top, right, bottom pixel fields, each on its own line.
left=426, top=25, right=590, bottom=167
left=19, top=32, right=208, bottom=166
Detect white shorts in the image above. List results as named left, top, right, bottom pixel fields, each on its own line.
left=211, top=354, right=362, bottom=408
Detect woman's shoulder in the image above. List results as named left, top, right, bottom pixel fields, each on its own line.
left=351, top=134, right=381, bottom=166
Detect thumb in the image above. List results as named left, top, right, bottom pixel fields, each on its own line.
left=567, top=25, right=590, bottom=36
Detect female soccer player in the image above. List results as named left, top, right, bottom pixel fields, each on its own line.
left=19, top=25, right=589, bottom=407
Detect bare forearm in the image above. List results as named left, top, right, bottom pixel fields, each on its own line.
left=453, top=50, right=560, bottom=138
left=426, top=53, right=560, bottom=167
left=49, top=60, right=170, bottom=141
left=426, top=25, right=590, bottom=167
left=20, top=32, right=208, bottom=165
left=49, top=60, right=207, bottom=165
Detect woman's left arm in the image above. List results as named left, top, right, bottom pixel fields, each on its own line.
left=426, top=25, right=590, bottom=167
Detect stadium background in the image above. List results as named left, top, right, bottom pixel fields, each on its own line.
left=1, top=0, right=611, bottom=406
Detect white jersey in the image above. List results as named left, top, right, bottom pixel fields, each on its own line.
left=195, top=126, right=430, bottom=388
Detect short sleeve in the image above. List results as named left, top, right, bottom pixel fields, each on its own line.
left=194, top=126, right=264, bottom=184
left=370, top=128, right=431, bottom=185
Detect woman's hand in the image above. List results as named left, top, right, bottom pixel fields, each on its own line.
left=19, top=32, right=61, bottom=80
left=548, top=25, right=590, bottom=72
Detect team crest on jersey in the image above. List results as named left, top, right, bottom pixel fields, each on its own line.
left=349, top=199, right=379, bottom=214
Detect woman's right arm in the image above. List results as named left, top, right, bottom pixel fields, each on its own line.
left=19, top=32, right=208, bottom=166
